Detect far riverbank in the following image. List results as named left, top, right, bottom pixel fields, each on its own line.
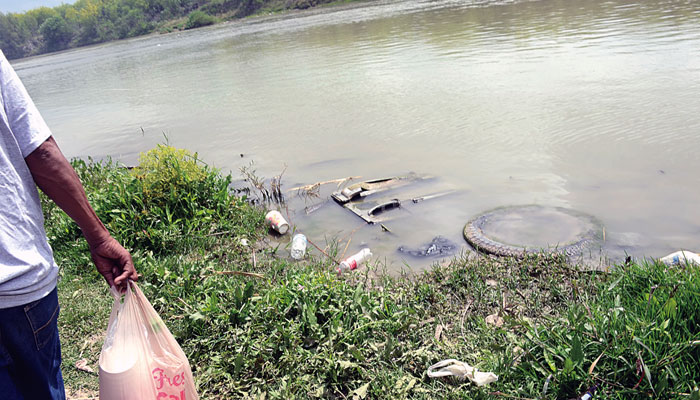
left=1, top=0, right=377, bottom=60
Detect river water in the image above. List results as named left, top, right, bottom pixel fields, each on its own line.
left=12, top=0, right=700, bottom=271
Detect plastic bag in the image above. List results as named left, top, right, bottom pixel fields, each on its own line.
left=660, top=250, right=700, bottom=266
left=427, top=359, right=498, bottom=386
left=99, top=281, right=198, bottom=400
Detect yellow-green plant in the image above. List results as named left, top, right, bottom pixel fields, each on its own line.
left=132, top=144, right=207, bottom=205
left=43, top=145, right=263, bottom=255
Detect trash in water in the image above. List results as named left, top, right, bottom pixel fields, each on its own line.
left=398, top=236, right=457, bottom=257
left=291, top=233, right=307, bottom=260
left=304, top=199, right=329, bottom=215
left=288, top=176, right=361, bottom=195
left=660, top=250, right=700, bottom=266
left=330, top=174, right=452, bottom=224
left=343, top=198, right=402, bottom=224
left=426, top=359, right=498, bottom=386
left=265, top=210, right=289, bottom=235
left=331, top=174, right=423, bottom=204
left=463, top=205, right=602, bottom=258
left=338, top=248, right=372, bottom=274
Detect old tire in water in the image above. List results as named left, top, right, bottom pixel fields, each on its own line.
left=463, top=205, right=602, bottom=258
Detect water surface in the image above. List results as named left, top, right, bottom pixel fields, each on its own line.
left=13, top=0, right=700, bottom=270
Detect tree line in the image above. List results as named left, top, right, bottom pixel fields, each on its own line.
left=0, top=0, right=332, bottom=59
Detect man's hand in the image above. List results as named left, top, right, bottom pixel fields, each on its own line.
left=89, top=236, right=138, bottom=292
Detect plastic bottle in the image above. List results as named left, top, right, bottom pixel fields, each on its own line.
left=291, top=233, right=307, bottom=260
left=265, top=210, right=289, bottom=235
left=578, top=384, right=598, bottom=400
left=337, top=248, right=372, bottom=274
left=660, top=250, right=700, bottom=266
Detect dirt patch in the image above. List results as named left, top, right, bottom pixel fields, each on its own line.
left=65, top=387, right=98, bottom=400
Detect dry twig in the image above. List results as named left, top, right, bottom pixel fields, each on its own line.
left=214, top=271, right=264, bottom=279
left=459, top=299, right=474, bottom=342
left=307, top=237, right=340, bottom=265
left=338, top=224, right=364, bottom=259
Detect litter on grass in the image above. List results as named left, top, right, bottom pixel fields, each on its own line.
left=426, top=359, right=498, bottom=386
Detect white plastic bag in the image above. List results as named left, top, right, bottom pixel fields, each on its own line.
left=660, top=250, right=700, bottom=266
left=427, top=359, right=498, bottom=386
left=99, top=282, right=198, bottom=400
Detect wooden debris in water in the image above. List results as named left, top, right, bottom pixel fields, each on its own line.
left=288, top=176, right=362, bottom=194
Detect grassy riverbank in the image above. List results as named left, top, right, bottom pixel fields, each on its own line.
left=49, top=146, right=699, bottom=399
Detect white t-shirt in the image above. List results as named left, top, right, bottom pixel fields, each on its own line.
left=0, top=50, right=58, bottom=308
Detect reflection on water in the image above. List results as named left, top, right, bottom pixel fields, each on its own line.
left=13, top=0, right=700, bottom=271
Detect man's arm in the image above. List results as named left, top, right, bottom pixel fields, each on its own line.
left=24, top=136, right=138, bottom=290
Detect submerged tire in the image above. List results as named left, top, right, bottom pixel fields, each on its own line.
left=463, top=206, right=601, bottom=258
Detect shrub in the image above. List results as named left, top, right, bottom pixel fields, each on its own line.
left=39, top=16, right=73, bottom=51
left=43, top=145, right=263, bottom=255
left=185, top=11, right=217, bottom=30
left=132, top=145, right=208, bottom=206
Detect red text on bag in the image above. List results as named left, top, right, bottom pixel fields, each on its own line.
left=153, top=368, right=187, bottom=399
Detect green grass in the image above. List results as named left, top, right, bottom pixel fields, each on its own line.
left=50, top=146, right=700, bottom=399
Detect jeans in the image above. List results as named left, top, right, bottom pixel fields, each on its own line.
left=0, top=287, right=66, bottom=400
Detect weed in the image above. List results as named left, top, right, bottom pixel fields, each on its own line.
left=239, top=161, right=285, bottom=205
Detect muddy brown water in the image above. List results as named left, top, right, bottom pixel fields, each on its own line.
left=12, top=0, right=700, bottom=271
